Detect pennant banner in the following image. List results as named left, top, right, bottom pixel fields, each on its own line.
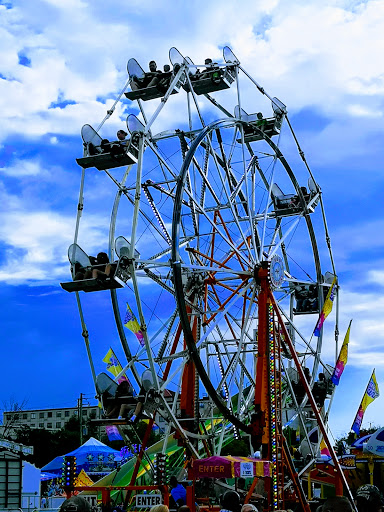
left=351, top=370, right=380, bottom=435
left=331, top=320, right=352, bottom=386
left=105, top=425, right=123, bottom=441
left=124, top=303, right=145, bottom=346
left=314, top=277, right=337, bottom=337
left=320, top=439, right=331, bottom=459
left=102, top=348, right=128, bottom=384
left=74, top=469, right=94, bottom=487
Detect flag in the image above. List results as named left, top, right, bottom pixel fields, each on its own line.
left=124, top=303, right=145, bottom=346
left=102, top=348, right=128, bottom=384
left=74, top=469, right=94, bottom=487
left=320, top=439, right=331, bottom=459
left=105, top=425, right=123, bottom=441
left=351, top=370, right=380, bottom=435
left=313, top=277, right=337, bottom=336
left=331, top=320, right=352, bottom=385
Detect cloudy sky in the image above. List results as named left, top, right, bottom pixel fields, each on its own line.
left=1, top=0, right=384, bottom=442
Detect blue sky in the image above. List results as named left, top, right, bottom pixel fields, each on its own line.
left=1, top=0, right=384, bottom=442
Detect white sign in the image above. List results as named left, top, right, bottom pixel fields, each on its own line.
left=83, top=495, right=98, bottom=507
left=240, top=462, right=254, bottom=478
left=135, top=494, right=162, bottom=508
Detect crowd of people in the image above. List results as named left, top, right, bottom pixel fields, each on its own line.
left=58, top=479, right=384, bottom=512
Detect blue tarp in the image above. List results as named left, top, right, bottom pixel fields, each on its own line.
left=41, top=437, right=121, bottom=476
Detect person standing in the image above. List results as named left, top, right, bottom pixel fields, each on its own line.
left=355, top=484, right=383, bottom=512
left=169, top=476, right=187, bottom=508
left=220, top=491, right=241, bottom=512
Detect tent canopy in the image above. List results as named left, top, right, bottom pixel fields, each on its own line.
left=192, top=456, right=271, bottom=479
left=41, top=437, right=121, bottom=475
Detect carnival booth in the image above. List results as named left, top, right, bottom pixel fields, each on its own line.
left=192, top=456, right=271, bottom=479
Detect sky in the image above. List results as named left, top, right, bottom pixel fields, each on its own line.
left=1, top=0, right=384, bottom=443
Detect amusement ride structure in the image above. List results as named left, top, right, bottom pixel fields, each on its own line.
left=61, top=47, right=356, bottom=511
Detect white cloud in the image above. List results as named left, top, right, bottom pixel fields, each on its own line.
left=0, top=0, right=384, bottom=434
left=0, top=207, right=110, bottom=285
left=0, top=0, right=384, bottom=143
left=0, top=160, right=46, bottom=177
left=367, top=269, right=384, bottom=286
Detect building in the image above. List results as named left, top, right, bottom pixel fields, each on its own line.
left=2, top=405, right=102, bottom=435
left=0, top=438, right=36, bottom=510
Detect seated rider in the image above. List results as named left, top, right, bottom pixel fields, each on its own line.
left=302, top=284, right=318, bottom=312
left=292, top=186, right=311, bottom=207
left=312, top=372, right=329, bottom=408
left=130, top=60, right=157, bottom=90
left=73, top=255, right=97, bottom=281
left=294, top=285, right=308, bottom=312
left=103, top=380, right=144, bottom=422
left=91, top=252, right=116, bottom=281
left=255, top=112, right=267, bottom=130
left=157, top=64, right=173, bottom=93
left=117, top=130, right=128, bottom=144
left=201, top=58, right=221, bottom=82
left=73, top=251, right=116, bottom=282
left=98, top=137, right=126, bottom=156
left=292, top=367, right=311, bottom=404
left=145, top=60, right=162, bottom=87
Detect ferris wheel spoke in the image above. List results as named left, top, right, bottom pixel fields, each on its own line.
left=181, top=199, right=252, bottom=267
left=207, top=149, right=256, bottom=264
left=266, top=217, right=282, bottom=257
left=202, top=279, right=252, bottom=328
left=225, top=311, right=255, bottom=342
left=193, top=280, right=253, bottom=350
left=122, top=189, right=172, bottom=248
left=268, top=216, right=302, bottom=259
left=142, top=185, right=172, bottom=245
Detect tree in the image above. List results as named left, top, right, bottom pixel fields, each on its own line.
left=56, top=415, right=81, bottom=455
left=15, top=425, right=58, bottom=468
left=335, top=425, right=382, bottom=451
left=221, top=438, right=249, bottom=456
left=85, top=410, right=100, bottom=439
left=0, top=398, right=28, bottom=439
left=14, top=416, right=81, bottom=468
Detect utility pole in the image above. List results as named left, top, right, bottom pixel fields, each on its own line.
left=78, top=393, right=83, bottom=445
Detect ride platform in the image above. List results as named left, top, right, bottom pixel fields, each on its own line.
left=125, top=86, right=178, bottom=102
left=76, top=150, right=138, bottom=171
left=90, top=418, right=130, bottom=426
left=236, top=116, right=283, bottom=143
left=185, top=70, right=235, bottom=95
left=60, top=277, right=123, bottom=293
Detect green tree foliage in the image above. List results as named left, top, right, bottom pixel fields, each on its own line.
left=14, top=415, right=89, bottom=468
left=15, top=425, right=60, bottom=468
left=14, top=415, right=163, bottom=469
left=335, top=425, right=382, bottom=452
left=221, top=438, right=249, bottom=456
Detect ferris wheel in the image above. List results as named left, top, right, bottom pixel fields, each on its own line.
left=61, top=46, right=345, bottom=501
